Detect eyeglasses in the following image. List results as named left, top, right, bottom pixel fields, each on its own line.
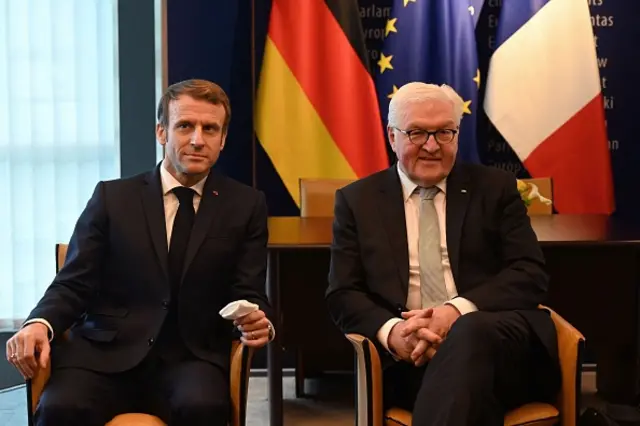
left=393, top=127, right=459, bottom=145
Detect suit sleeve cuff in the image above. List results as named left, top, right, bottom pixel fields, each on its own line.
left=23, top=318, right=54, bottom=341
left=446, top=297, right=478, bottom=316
left=376, top=318, right=403, bottom=355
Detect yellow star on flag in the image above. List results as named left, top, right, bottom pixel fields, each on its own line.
left=387, top=85, right=399, bottom=99
left=463, top=100, right=472, bottom=114
left=404, top=0, right=416, bottom=6
left=385, top=18, right=398, bottom=37
left=377, top=53, right=394, bottom=74
left=473, top=69, right=481, bottom=88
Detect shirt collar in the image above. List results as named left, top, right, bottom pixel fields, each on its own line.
left=396, top=162, right=447, bottom=203
left=159, top=159, right=207, bottom=197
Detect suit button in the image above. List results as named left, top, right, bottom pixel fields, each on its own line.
left=162, top=300, right=169, bottom=309
left=148, top=338, right=155, bottom=346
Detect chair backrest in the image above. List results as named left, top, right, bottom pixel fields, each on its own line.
left=537, top=305, right=585, bottom=426
left=519, top=177, right=553, bottom=215
left=299, top=177, right=554, bottom=217
left=56, top=243, right=68, bottom=273
left=299, top=178, right=355, bottom=217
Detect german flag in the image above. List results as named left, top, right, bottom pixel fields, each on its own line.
left=255, top=0, right=389, bottom=207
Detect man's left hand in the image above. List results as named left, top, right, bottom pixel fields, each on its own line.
left=234, top=310, right=272, bottom=348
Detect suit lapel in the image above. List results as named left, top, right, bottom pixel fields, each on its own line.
left=445, top=162, right=471, bottom=283
left=141, top=165, right=170, bottom=282
left=181, top=170, right=223, bottom=282
left=378, top=166, right=410, bottom=296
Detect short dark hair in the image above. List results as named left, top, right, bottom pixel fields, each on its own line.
left=157, top=79, right=231, bottom=134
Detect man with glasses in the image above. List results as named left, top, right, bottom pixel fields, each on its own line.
left=326, top=82, right=560, bottom=425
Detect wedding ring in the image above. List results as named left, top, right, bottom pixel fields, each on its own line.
left=10, top=353, right=17, bottom=360
left=250, top=331, right=255, bottom=340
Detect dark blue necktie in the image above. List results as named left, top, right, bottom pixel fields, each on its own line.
left=154, top=186, right=196, bottom=361
left=168, top=186, right=195, bottom=288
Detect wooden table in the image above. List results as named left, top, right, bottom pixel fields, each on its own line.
left=265, top=215, right=640, bottom=425
left=265, top=217, right=335, bottom=426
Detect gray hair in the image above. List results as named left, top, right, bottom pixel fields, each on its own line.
left=387, top=82, right=464, bottom=127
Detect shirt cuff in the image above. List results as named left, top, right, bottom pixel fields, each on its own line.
left=376, top=317, right=403, bottom=354
left=446, top=297, right=478, bottom=316
left=23, top=318, right=54, bottom=341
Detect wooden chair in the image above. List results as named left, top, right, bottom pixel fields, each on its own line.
left=299, top=177, right=554, bottom=217
left=26, top=243, right=254, bottom=426
left=294, top=178, right=355, bottom=395
left=519, top=178, right=553, bottom=215
left=347, top=306, right=585, bottom=426
left=299, top=178, right=355, bottom=217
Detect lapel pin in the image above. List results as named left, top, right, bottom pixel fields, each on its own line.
left=461, top=189, right=467, bottom=193
left=212, top=190, right=219, bottom=196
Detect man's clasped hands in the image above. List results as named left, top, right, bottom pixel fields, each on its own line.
left=388, top=304, right=461, bottom=366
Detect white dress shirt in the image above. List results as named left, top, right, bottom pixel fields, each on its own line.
left=160, top=161, right=207, bottom=246
left=376, top=164, right=478, bottom=353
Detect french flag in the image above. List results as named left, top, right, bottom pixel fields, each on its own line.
left=484, top=0, right=615, bottom=214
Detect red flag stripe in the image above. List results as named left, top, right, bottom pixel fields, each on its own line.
left=268, top=0, right=388, bottom=176
left=524, top=94, right=615, bottom=214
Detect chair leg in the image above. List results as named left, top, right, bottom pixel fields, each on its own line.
left=26, top=380, right=35, bottom=426
left=295, top=349, right=305, bottom=398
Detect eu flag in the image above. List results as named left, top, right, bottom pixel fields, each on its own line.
left=376, top=0, right=482, bottom=164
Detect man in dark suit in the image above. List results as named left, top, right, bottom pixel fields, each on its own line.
left=5, top=79, right=274, bottom=426
left=326, top=82, right=560, bottom=425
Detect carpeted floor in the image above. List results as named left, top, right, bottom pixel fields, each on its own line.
left=0, top=372, right=601, bottom=426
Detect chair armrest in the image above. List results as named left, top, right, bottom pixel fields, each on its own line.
left=27, top=329, right=70, bottom=421
left=27, top=361, right=51, bottom=414
left=27, top=338, right=252, bottom=426
left=346, top=333, right=385, bottom=426
left=230, top=340, right=254, bottom=426
left=539, top=305, right=585, bottom=426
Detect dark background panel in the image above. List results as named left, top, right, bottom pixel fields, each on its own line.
left=166, top=0, right=253, bottom=185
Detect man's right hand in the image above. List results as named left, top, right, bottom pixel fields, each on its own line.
left=388, top=321, right=417, bottom=362
left=388, top=320, right=441, bottom=364
left=389, top=310, right=443, bottom=366
left=5, top=323, right=51, bottom=379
